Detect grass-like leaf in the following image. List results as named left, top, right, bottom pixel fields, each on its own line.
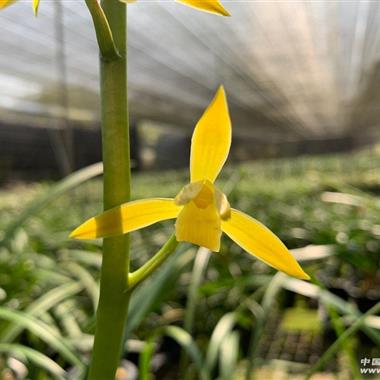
left=163, top=326, right=208, bottom=380
left=1, top=162, right=103, bottom=246
left=306, top=302, right=380, bottom=378
left=0, top=282, right=83, bottom=342
left=0, top=307, right=83, bottom=369
left=219, top=331, right=239, bottom=380
left=0, top=343, right=66, bottom=379
left=205, top=312, right=236, bottom=374
left=180, top=247, right=210, bottom=376
left=63, top=262, right=99, bottom=310
left=124, top=248, right=194, bottom=340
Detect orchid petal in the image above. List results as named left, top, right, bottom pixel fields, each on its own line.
left=70, top=198, right=181, bottom=239
left=33, top=0, right=39, bottom=15
left=0, top=0, right=16, bottom=9
left=176, top=0, right=229, bottom=16
left=190, top=86, right=231, bottom=183
left=221, top=209, right=310, bottom=280
left=176, top=201, right=221, bottom=252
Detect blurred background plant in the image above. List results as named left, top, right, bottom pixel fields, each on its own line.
left=0, top=147, right=379, bottom=379
left=1, top=0, right=380, bottom=379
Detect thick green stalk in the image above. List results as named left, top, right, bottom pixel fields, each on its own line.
left=87, top=1, right=131, bottom=379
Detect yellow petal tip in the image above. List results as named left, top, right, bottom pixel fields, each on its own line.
left=215, top=6, right=230, bottom=17
left=299, top=272, right=311, bottom=281
left=291, top=263, right=311, bottom=280
left=289, top=265, right=311, bottom=281
left=216, top=84, right=226, bottom=96
left=69, top=229, right=80, bottom=239
left=33, top=0, right=39, bottom=16
left=176, top=0, right=229, bottom=17
left=69, top=229, right=84, bottom=240
left=69, top=218, right=97, bottom=240
left=221, top=209, right=312, bottom=281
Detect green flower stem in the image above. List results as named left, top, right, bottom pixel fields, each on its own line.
left=84, top=0, right=120, bottom=61
left=87, top=1, right=131, bottom=379
left=129, top=234, right=179, bottom=290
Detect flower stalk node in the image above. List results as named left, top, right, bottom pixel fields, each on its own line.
left=85, top=0, right=121, bottom=62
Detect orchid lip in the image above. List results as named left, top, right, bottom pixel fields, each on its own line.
left=174, top=180, right=231, bottom=220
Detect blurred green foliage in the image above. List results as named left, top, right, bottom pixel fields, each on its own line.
left=0, top=146, right=379, bottom=379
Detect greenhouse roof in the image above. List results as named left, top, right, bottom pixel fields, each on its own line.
left=0, top=0, right=379, bottom=142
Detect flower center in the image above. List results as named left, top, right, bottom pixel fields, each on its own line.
left=174, top=180, right=231, bottom=220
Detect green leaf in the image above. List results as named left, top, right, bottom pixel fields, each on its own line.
left=138, top=336, right=156, bottom=380
left=0, top=307, right=83, bottom=369
left=183, top=247, right=210, bottom=335
left=2, top=162, right=103, bottom=246
left=205, top=312, right=236, bottom=373
left=163, top=326, right=209, bottom=380
left=245, top=273, right=284, bottom=379
left=54, top=300, right=83, bottom=338
left=0, top=343, right=66, bottom=379
left=219, top=331, right=239, bottom=380
left=60, top=249, right=102, bottom=268
left=281, top=276, right=380, bottom=346
left=64, top=262, right=99, bottom=310
left=0, top=282, right=83, bottom=342
left=180, top=247, right=210, bottom=376
left=124, top=249, right=193, bottom=340
left=306, top=302, right=380, bottom=378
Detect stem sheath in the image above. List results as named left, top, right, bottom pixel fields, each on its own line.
left=87, top=1, right=131, bottom=379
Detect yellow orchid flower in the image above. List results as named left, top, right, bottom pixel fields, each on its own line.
left=0, top=0, right=40, bottom=15
left=119, top=0, right=230, bottom=17
left=71, top=86, right=309, bottom=280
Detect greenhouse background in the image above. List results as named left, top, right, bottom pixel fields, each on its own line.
left=0, top=1, right=379, bottom=379
left=2, top=1, right=380, bottom=177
